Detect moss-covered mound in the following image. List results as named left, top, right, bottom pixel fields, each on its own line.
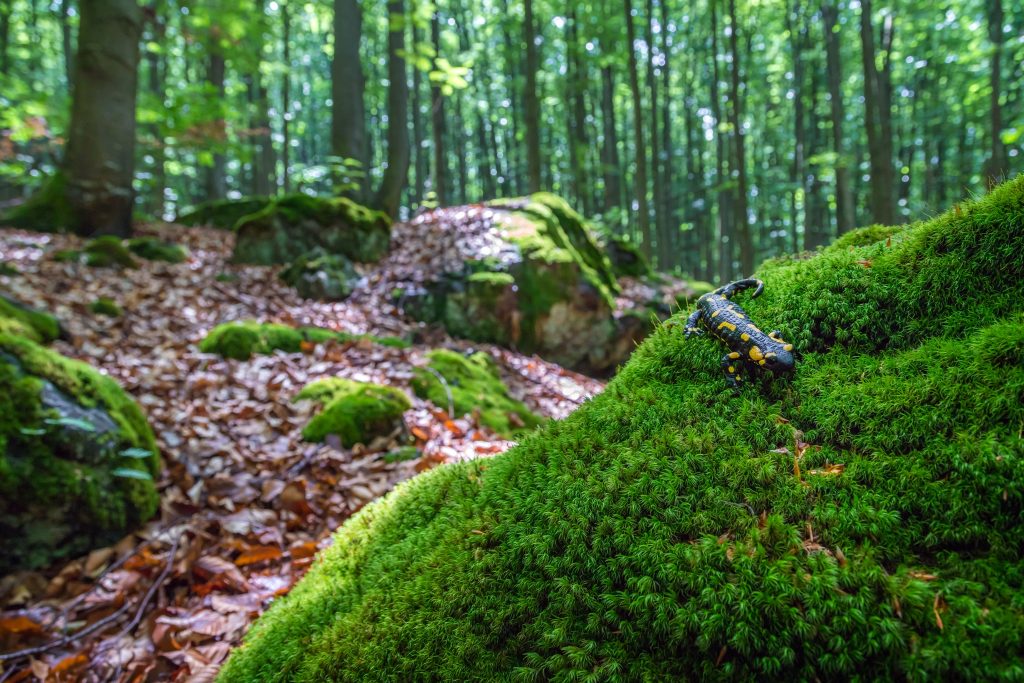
left=0, top=334, right=160, bottom=573
left=199, top=321, right=407, bottom=361
left=89, top=297, right=122, bottom=317
left=603, top=234, right=651, bottom=278
left=295, top=379, right=412, bottom=447
left=231, top=194, right=391, bottom=265
left=175, top=197, right=270, bottom=230
left=279, top=247, right=359, bottom=302
left=0, top=294, right=61, bottom=343
left=222, top=177, right=1024, bottom=681
left=0, top=172, right=74, bottom=232
left=126, top=236, right=188, bottom=263
left=83, top=236, right=138, bottom=268
left=411, top=349, right=543, bottom=438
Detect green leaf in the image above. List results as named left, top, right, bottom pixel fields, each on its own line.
left=18, top=427, right=46, bottom=436
left=44, top=416, right=96, bottom=432
left=112, top=467, right=153, bottom=481
left=120, top=447, right=154, bottom=459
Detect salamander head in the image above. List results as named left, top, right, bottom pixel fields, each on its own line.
left=761, top=347, right=795, bottom=374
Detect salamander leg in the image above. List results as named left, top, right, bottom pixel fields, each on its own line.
left=684, top=309, right=704, bottom=338
left=721, top=352, right=743, bottom=390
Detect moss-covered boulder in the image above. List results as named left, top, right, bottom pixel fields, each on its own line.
left=603, top=234, right=651, bottom=278
left=295, top=379, right=411, bottom=447
left=411, top=349, right=543, bottom=437
left=0, top=334, right=160, bottom=574
left=280, top=248, right=359, bottom=302
left=83, top=236, right=138, bottom=268
left=126, top=236, right=188, bottom=263
left=175, top=197, right=270, bottom=230
left=231, top=194, right=391, bottom=265
left=222, top=177, right=1024, bottom=681
left=199, top=321, right=408, bottom=361
left=0, top=294, right=61, bottom=343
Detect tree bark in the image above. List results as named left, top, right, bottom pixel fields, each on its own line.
left=252, top=73, right=276, bottom=195
left=710, top=0, right=731, bottom=282
left=411, top=23, right=426, bottom=204
left=600, top=65, right=621, bottom=216
left=374, top=0, right=410, bottom=218
left=660, top=0, right=675, bottom=264
left=281, top=0, right=291, bottom=192
left=430, top=13, right=447, bottom=205
left=58, top=0, right=73, bottom=86
left=787, top=0, right=805, bottom=254
left=985, top=0, right=1005, bottom=187
left=860, top=0, right=896, bottom=224
left=203, top=51, right=227, bottom=201
left=523, top=0, right=542, bottom=193
left=822, top=1, right=855, bottom=234
left=566, top=6, right=588, bottom=212
left=727, top=0, right=752, bottom=275
left=333, top=0, right=368, bottom=196
left=0, top=0, right=10, bottom=76
left=146, top=7, right=165, bottom=217
left=64, top=0, right=143, bottom=236
left=646, top=0, right=667, bottom=268
left=624, top=0, right=652, bottom=259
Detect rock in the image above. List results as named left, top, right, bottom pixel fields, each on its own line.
left=232, top=194, right=391, bottom=265
left=0, top=334, right=160, bottom=574
left=175, top=197, right=271, bottom=230
left=294, top=379, right=411, bottom=448
left=280, top=248, right=359, bottom=302
left=410, top=349, right=543, bottom=437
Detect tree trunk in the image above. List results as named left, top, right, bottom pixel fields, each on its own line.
left=411, top=23, right=426, bottom=204
left=333, top=0, right=368, bottom=197
left=859, top=0, right=895, bottom=224
left=146, top=9, right=165, bottom=217
left=710, top=0, right=731, bottom=282
left=601, top=66, right=621, bottom=216
left=624, top=0, right=652, bottom=259
left=985, top=0, right=1005, bottom=187
left=566, top=6, right=588, bottom=212
left=523, top=0, right=541, bottom=193
left=203, top=52, right=227, bottom=201
left=281, top=1, right=291, bottom=192
left=646, top=0, right=667, bottom=268
left=0, top=0, right=10, bottom=76
left=374, top=0, right=410, bottom=218
left=660, top=0, right=675, bottom=265
left=787, top=1, right=805, bottom=255
left=822, top=1, right=855, bottom=234
left=430, top=13, right=446, bottom=205
left=727, top=0, right=752, bottom=275
left=65, top=0, right=143, bottom=236
left=58, top=0, right=73, bottom=86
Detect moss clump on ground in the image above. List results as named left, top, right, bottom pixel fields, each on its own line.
left=0, top=172, right=74, bottom=232
left=126, top=236, right=188, bottom=263
left=0, top=295, right=61, bottom=343
left=0, top=334, right=160, bottom=573
left=175, top=197, right=270, bottom=230
left=828, top=223, right=905, bottom=251
left=604, top=234, right=651, bottom=278
left=295, top=378, right=411, bottom=446
left=83, top=236, right=138, bottom=268
left=232, top=194, right=392, bottom=265
left=199, top=321, right=408, bottom=361
left=411, top=349, right=543, bottom=437
left=89, top=297, right=122, bottom=317
left=222, top=176, right=1024, bottom=682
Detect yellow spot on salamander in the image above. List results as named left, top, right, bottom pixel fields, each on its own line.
left=717, top=321, right=737, bottom=332
left=749, top=345, right=764, bottom=361
left=758, top=360, right=766, bottom=366
left=740, top=332, right=750, bottom=342
left=728, top=352, right=741, bottom=359
left=711, top=310, right=720, bottom=318
left=728, top=366, right=735, bottom=373
left=784, top=344, right=793, bottom=351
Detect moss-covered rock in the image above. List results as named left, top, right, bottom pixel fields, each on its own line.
left=603, top=234, right=651, bottom=278
left=0, top=334, right=160, bottom=574
left=411, top=349, right=543, bottom=437
left=175, top=197, right=270, bottom=230
left=232, top=194, right=391, bottom=265
left=222, top=177, right=1024, bottom=681
left=83, top=236, right=137, bottom=268
left=828, top=223, right=905, bottom=251
left=295, top=379, right=411, bottom=447
left=126, top=236, right=188, bottom=263
left=0, top=295, right=61, bottom=343
left=89, top=297, right=122, bottom=317
left=0, top=172, right=74, bottom=233
left=280, top=248, right=359, bottom=302
left=199, top=321, right=408, bottom=361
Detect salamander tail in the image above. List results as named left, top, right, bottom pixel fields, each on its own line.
left=713, top=278, right=765, bottom=300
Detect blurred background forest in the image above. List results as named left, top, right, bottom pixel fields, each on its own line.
left=0, top=0, right=1021, bottom=280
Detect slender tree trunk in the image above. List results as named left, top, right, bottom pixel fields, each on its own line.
left=58, top=0, right=73, bottom=86
left=64, top=0, right=143, bottom=236
left=0, top=0, right=10, bottom=76
left=146, top=10, right=166, bottom=217
left=281, top=1, right=291, bottom=192
left=374, top=0, right=410, bottom=217
left=254, top=74, right=275, bottom=195
left=523, top=0, right=541, bottom=192
left=660, top=0, right=675, bottom=265
left=985, top=0, right=1005, bottom=187
left=646, top=0, right=667, bottom=268
left=566, top=6, right=588, bottom=212
left=333, top=0, right=368, bottom=197
left=601, top=66, right=622, bottom=216
left=822, top=1, right=855, bottom=234
left=860, top=0, right=895, bottom=224
left=430, top=13, right=447, bottom=205
left=411, top=24, right=426, bottom=204
left=727, top=0, right=752, bottom=275
left=624, top=0, right=652, bottom=259
left=787, top=1, right=805, bottom=254
left=710, top=0, right=731, bottom=282
left=203, top=52, right=227, bottom=201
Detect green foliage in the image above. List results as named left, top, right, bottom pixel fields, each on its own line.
left=0, top=333, right=160, bottom=573
left=222, top=178, right=1024, bottom=681
left=199, top=321, right=408, bottom=361
left=89, top=297, right=122, bottom=318
left=126, top=237, right=188, bottom=264
left=83, top=236, right=138, bottom=269
left=295, top=378, right=412, bottom=446
left=411, top=349, right=543, bottom=437
left=0, top=295, right=60, bottom=343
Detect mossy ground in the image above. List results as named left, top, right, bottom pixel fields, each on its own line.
left=89, top=297, right=122, bottom=317
left=0, top=295, right=61, bottom=343
left=295, top=378, right=412, bottom=447
left=221, top=176, right=1024, bottom=682
left=126, top=237, right=188, bottom=263
left=83, top=236, right=138, bottom=268
left=411, top=349, right=543, bottom=437
left=199, top=321, right=408, bottom=361
left=0, top=334, right=160, bottom=572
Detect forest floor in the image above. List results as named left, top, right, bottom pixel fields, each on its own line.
left=0, top=222, right=603, bottom=682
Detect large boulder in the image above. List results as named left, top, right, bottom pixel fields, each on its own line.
left=0, top=334, right=160, bottom=574
left=221, top=177, right=1024, bottom=681
left=397, top=194, right=638, bottom=375
left=231, top=194, right=391, bottom=265
left=175, top=197, right=271, bottom=230
left=279, top=248, right=360, bottom=302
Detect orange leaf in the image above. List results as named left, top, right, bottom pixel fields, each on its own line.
left=410, top=426, right=430, bottom=441
left=0, top=615, right=44, bottom=636
left=234, top=545, right=283, bottom=567
left=289, top=541, right=318, bottom=560
left=299, top=340, right=316, bottom=353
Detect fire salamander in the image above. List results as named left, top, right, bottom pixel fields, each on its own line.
left=683, top=278, right=795, bottom=390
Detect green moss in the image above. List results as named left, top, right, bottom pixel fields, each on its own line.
left=52, top=249, right=81, bottom=263
left=0, top=262, right=19, bottom=277
left=199, top=321, right=408, bottom=360
left=0, top=295, right=60, bottom=343
left=827, top=223, right=906, bottom=251
left=175, top=196, right=271, bottom=230
left=604, top=234, right=652, bottom=278
left=126, top=237, right=188, bottom=263
left=411, top=350, right=543, bottom=437
left=89, top=297, right=122, bottom=317
left=0, top=334, right=160, bottom=572
left=296, top=378, right=411, bottom=446
left=467, top=271, right=515, bottom=286
left=222, top=176, right=1024, bottom=681
left=1, top=172, right=74, bottom=233
left=83, top=236, right=137, bottom=268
